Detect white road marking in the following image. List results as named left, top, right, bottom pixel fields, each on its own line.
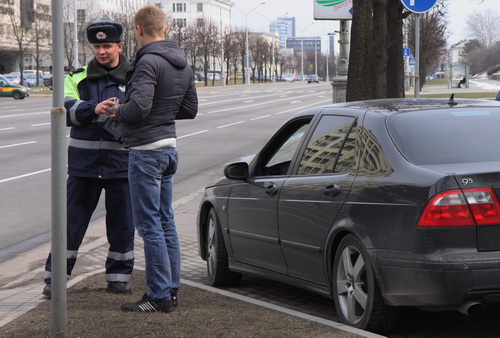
left=0, top=141, right=37, bottom=149
left=251, top=115, right=271, bottom=120
left=217, top=121, right=245, bottom=128
left=0, top=168, right=51, bottom=184
left=178, top=130, right=209, bottom=139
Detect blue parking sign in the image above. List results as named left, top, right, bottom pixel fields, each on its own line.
left=400, top=0, right=437, bottom=13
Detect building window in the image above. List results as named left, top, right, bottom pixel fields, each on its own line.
left=174, top=18, right=187, bottom=28
left=197, top=18, right=204, bottom=27
left=172, top=3, right=186, bottom=12
left=197, top=3, right=203, bottom=12
left=77, top=9, right=86, bottom=23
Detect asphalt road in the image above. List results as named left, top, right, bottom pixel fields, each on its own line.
left=0, top=81, right=333, bottom=261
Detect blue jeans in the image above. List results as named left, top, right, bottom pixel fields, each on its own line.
left=128, top=147, right=180, bottom=300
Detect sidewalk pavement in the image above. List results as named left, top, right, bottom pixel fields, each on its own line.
left=405, top=78, right=500, bottom=97
left=0, top=189, right=376, bottom=337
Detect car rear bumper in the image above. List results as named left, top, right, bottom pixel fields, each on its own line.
left=372, top=250, right=500, bottom=306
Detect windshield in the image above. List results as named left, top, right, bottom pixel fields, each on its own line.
left=388, top=108, right=500, bottom=165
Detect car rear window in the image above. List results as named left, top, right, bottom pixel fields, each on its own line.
left=387, top=108, right=500, bottom=165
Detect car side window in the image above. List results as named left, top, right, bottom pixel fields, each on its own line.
left=297, top=115, right=357, bottom=175
left=257, top=119, right=311, bottom=176
left=0, top=79, right=6, bottom=87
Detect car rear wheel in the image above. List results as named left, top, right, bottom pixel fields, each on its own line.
left=333, top=234, right=398, bottom=334
left=12, top=91, right=24, bottom=100
left=206, top=208, right=242, bottom=286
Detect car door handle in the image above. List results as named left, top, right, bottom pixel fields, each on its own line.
left=264, top=183, right=279, bottom=196
left=323, top=184, right=341, bottom=198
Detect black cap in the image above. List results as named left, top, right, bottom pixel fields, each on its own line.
left=86, top=20, right=124, bottom=44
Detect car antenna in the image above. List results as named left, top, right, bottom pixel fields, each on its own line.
left=447, top=93, right=458, bottom=106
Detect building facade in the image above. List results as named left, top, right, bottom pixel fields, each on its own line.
left=150, top=0, right=232, bottom=32
left=0, top=0, right=52, bottom=73
left=269, top=16, right=295, bottom=49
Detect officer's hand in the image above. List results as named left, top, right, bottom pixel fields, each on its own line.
left=96, top=97, right=118, bottom=116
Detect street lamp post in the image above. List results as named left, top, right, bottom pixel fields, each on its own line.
left=306, top=29, right=320, bottom=78
left=73, top=0, right=78, bottom=70
left=300, top=22, right=314, bottom=79
left=220, top=4, right=225, bottom=87
left=235, top=2, right=266, bottom=85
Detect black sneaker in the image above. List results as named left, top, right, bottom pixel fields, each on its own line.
left=171, top=292, right=178, bottom=307
left=121, top=293, right=172, bottom=313
left=107, top=282, right=132, bottom=294
left=42, top=283, right=51, bottom=298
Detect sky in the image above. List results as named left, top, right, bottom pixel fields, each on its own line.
left=230, top=0, right=500, bottom=48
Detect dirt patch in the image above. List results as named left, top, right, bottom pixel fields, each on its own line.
left=1, top=271, right=360, bottom=338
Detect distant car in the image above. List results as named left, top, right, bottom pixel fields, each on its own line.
left=197, top=98, right=500, bottom=334
left=281, top=74, right=295, bottom=82
left=5, top=73, right=25, bottom=86
left=0, top=75, right=30, bottom=99
left=25, top=72, right=43, bottom=87
left=194, top=72, right=204, bottom=82
left=307, top=74, right=320, bottom=83
left=207, top=72, right=220, bottom=81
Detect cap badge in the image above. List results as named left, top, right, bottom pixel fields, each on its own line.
left=96, top=31, right=107, bottom=40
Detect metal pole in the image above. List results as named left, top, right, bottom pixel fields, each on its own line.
left=415, top=14, right=420, bottom=98
left=301, top=23, right=314, bottom=79
left=245, top=25, right=249, bottom=85
left=51, top=0, right=68, bottom=335
left=73, top=0, right=78, bottom=70
left=220, top=4, right=225, bottom=86
left=301, top=38, right=304, bottom=79
left=314, top=37, right=318, bottom=76
left=271, top=33, right=275, bottom=82
left=234, top=3, right=265, bottom=85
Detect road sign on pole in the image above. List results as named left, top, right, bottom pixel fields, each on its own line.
left=400, top=0, right=437, bottom=13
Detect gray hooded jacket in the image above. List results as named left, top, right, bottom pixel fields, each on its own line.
left=117, top=40, right=198, bottom=148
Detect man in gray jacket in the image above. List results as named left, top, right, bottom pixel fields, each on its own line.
left=115, top=5, right=198, bottom=313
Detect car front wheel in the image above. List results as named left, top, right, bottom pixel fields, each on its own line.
left=12, top=91, right=24, bottom=100
left=333, top=234, right=398, bottom=334
left=206, top=208, right=242, bottom=286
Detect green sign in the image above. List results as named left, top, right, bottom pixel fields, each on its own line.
left=314, top=0, right=353, bottom=20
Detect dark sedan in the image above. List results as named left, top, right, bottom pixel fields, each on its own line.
left=197, top=98, right=500, bottom=334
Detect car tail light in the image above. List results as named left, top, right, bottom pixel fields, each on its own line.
left=418, top=188, right=500, bottom=227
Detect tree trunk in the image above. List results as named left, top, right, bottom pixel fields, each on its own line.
left=347, top=0, right=374, bottom=101
left=386, top=0, right=405, bottom=98
left=373, top=0, right=388, bottom=99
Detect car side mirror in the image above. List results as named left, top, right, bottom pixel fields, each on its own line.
left=224, top=162, right=249, bottom=180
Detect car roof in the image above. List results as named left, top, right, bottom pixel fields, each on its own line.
left=291, top=98, right=500, bottom=119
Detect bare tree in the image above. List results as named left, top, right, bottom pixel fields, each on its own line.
left=407, top=7, right=447, bottom=89
left=31, top=2, right=52, bottom=84
left=9, top=0, right=36, bottom=84
left=251, top=34, right=268, bottom=83
left=233, top=30, right=247, bottom=83
left=465, top=8, right=500, bottom=49
left=182, top=24, right=200, bottom=73
left=192, top=21, right=219, bottom=86
left=222, top=30, right=239, bottom=85
left=229, top=31, right=244, bottom=84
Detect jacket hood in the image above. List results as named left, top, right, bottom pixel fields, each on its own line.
left=136, top=40, right=187, bottom=69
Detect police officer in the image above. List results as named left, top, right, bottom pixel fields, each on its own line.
left=43, top=20, right=134, bottom=297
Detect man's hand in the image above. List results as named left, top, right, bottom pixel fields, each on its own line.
left=96, top=97, right=118, bottom=116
